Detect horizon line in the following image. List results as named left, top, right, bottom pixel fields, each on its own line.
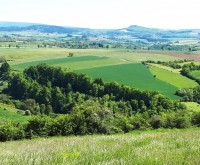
left=1, top=21, right=200, bottom=31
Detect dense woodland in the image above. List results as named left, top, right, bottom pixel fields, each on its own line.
left=0, top=62, right=200, bottom=141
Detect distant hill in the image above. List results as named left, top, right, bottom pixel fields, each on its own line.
left=0, top=24, right=84, bottom=34
left=118, top=25, right=200, bottom=42
left=0, top=21, right=41, bottom=27
left=0, top=21, right=200, bottom=41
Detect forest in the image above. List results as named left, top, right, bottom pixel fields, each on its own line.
left=0, top=62, right=200, bottom=141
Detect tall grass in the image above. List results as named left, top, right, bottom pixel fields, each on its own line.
left=0, top=129, right=199, bottom=165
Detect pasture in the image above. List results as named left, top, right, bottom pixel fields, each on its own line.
left=0, top=103, right=29, bottom=123
left=183, top=102, right=200, bottom=112
left=190, top=70, right=200, bottom=80
left=0, top=128, right=199, bottom=165
left=75, top=63, right=180, bottom=99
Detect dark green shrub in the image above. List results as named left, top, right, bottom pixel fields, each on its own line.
left=0, top=124, right=25, bottom=142
left=149, top=115, right=164, bottom=129
left=26, top=116, right=52, bottom=137
left=192, top=112, right=200, bottom=127
left=113, top=115, right=133, bottom=133
left=130, top=113, right=150, bottom=130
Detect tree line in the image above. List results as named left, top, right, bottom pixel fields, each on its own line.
left=143, top=59, right=192, bottom=69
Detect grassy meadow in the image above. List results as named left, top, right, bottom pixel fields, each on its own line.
left=183, top=102, right=200, bottom=112
left=190, top=70, right=200, bottom=80
left=0, top=103, right=29, bottom=123
left=0, top=129, right=199, bottom=165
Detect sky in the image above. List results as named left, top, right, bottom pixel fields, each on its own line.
left=0, top=0, right=200, bottom=29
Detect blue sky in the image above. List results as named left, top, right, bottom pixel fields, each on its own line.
left=0, top=0, right=200, bottom=29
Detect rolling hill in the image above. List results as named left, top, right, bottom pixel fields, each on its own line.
left=0, top=22, right=200, bottom=42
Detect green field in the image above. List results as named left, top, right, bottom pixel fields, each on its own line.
left=0, top=48, right=179, bottom=64
left=149, top=63, right=181, bottom=73
left=0, top=129, right=199, bottom=165
left=12, top=56, right=109, bottom=70
left=183, top=102, right=200, bottom=112
left=190, top=70, right=200, bottom=80
left=149, top=65, right=198, bottom=88
left=0, top=104, right=29, bottom=123
left=75, top=63, right=180, bottom=99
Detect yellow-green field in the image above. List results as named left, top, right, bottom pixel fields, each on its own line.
left=0, top=103, right=29, bottom=123
left=0, top=129, right=199, bottom=165
left=0, top=48, right=179, bottom=67
left=183, top=102, right=200, bottom=112
left=149, top=63, right=181, bottom=73
left=190, top=70, right=200, bottom=80
left=149, top=65, right=198, bottom=88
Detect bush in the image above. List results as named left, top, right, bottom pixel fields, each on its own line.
left=113, top=115, right=133, bottom=133
left=26, top=116, right=52, bottom=137
left=149, top=115, right=164, bottom=129
left=164, top=111, right=191, bottom=128
left=0, top=124, right=25, bottom=142
left=192, top=112, right=200, bottom=127
left=48, top=115, right=73, bottom=136
left=130, top=113, right=150, bottom=130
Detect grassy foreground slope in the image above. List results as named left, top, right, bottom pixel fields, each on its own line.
left=76, top=63, right=180, bottom=99
left=0, top=129, right=199, bottom=165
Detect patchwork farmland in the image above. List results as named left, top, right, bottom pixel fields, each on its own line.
left=0, top=48, right=198, bottom=99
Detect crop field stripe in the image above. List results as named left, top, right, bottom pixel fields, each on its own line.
left=12, top=56, right=109, bottom=70
left=75, top=63, right=180, bottom=99
left=54, top=59, right=128, bottom=71
left=149, top=65, right=198, bottom=88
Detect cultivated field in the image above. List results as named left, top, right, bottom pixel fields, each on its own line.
left=0, top=48, right=179, bottom=65
left=12, top=56, right=109, bottom=70
left=75, top=63, right=180, bottom=99
left=149, top=65, right=198, bottom=88
left=0, top=129, right=199, bottom=165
